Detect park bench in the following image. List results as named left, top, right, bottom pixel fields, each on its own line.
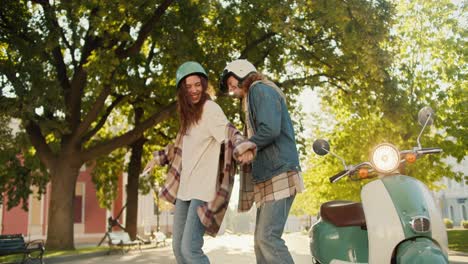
left=154, top=231, right=167, bottom=247
left=135, top=231, right=166, bottom=248
left=0, top=234, right=45, bottom=264
left=107, top=231, right=141, bottom=254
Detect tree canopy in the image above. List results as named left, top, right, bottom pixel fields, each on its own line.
left=1, top=0, right=394, bottom=249
left=292, top=0, right=467, bottom=216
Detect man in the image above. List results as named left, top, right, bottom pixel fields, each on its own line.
left=220, top=59, right=304, bottom=264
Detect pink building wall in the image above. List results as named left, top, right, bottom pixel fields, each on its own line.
left=112, top=172, right=124, bottom=231
left=78, top=166, right=107, bottom=234
left=1, top=166, right=124, bottom=237
left=1, top=200, right=28, bottom=235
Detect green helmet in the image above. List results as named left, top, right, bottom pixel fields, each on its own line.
left=175, top=61, right=208, bottom=89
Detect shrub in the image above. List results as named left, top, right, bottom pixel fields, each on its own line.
left=444, top=218, right=453, bottom=229
left=461, top=220, right=468, bottom=229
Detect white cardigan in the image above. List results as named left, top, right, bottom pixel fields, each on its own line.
left=177, top=100, right=229, bottom=202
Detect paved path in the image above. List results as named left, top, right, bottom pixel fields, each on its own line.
left=55, top=232, right=467, bottom=264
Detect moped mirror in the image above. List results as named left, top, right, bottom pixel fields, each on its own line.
left=418, top=106, right=435, bottom=127
left=313, top=139, right=330, bottom=156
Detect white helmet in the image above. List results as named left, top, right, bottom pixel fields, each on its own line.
left=219, top=59, right=257, bottom=92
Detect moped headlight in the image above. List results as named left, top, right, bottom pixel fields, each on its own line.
left=371, top=143, right=400, bottom=173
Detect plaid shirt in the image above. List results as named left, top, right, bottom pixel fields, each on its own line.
left=146, top=123, right=255, bottom=236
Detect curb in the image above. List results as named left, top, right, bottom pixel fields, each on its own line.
left=449, top=250, right=468, bottom=257
left=44, top=244, right=166, bottom=263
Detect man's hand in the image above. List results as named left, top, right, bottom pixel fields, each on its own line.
left=238, top=150, right=254, bottom=164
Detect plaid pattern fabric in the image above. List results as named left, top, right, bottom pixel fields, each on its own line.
left=238, top=164, right=255, bottom=212
left=196, top=132, right=255, bottom=236
left=238, top=169, right=304, bottom=212
left=150, top=123, right=253, bottom=236
left=157, top=133, right=183, bottom=204
left=253, top=171, right=304, bottom=208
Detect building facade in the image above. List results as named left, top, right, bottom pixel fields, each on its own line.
left=434, top=157, right=468, bottom=226
left=0, top=164, right=173, bottom=242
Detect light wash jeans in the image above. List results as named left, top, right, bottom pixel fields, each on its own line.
left=254, top=195, right=295, bottom=264
left=172, top=199, right=210, bottom=264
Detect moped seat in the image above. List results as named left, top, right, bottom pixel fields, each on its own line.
left=320, top=200, right=366, bottom=227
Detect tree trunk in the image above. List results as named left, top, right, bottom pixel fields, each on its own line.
left=126, top=136, right=145, bottom=240
left=45, top=157, right=81, bottom=250
left=125, top=106, right=146, bottom=240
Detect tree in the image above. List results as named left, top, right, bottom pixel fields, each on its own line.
left=1, top=0, right=177, bottom=250
left=294, top=0, right=467, bottom=215
left=0, top=0, right=393, bottom=249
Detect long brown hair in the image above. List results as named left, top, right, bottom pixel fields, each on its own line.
left=240, top=72, right=265, bottom=93
left=177, top=74, right=211, bottom=135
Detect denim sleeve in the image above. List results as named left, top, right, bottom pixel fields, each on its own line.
left=248, top=84, right=282, bottom=150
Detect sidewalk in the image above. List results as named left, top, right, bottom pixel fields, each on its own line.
left=48, top=233, right=468, bottom=264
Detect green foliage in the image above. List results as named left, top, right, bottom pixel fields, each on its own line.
left=294, top=0, right=467, bottom=216
left=444, top=218, right=454, bottom=229
left=0, top=115, right=48, bottom=210
left=1, top=0, right=395, bottom=210
left=462, top=220, right=468, bottom=229
left=92, top=148, right=126, bottom=209
left=1, top=0, right=397, bottom=248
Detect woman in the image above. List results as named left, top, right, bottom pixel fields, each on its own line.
left=143, top=61, right=254, bottom=264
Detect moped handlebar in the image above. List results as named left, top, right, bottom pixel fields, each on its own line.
left=329, top=170, right=349, bottom=183
left=416, top=148, right=443, bottom=155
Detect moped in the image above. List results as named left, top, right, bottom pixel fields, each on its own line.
left=310, top=107, right=448, bottom=264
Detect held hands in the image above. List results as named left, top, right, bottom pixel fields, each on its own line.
left=233, top=140, right=257, bottom=165
left=237, top=150, right=254, bottom=165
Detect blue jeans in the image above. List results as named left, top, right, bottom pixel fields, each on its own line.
left=172, top=199, right=210, bottom=264
left=254, top=195, right=295, bottom=264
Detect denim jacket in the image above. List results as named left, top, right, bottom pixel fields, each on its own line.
left=247, top=81, right=301, bottom=182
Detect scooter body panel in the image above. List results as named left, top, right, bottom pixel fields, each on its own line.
left=311, top=219, right=368, bottom=264
left=361, top=178, right=406, bottom=263
left=396, top=237, right=448, bottom=263
left=381, top=175, right=448, bottom=255
left=417, top=179, right=449, bottom=255
left=362, top=175, right=448, bottom=263
left=311, top=177, right=448, bottom=263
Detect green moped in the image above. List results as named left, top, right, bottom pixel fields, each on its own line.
left=310, top=107, right=448, bottom=264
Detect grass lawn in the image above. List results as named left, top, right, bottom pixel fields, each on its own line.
left=448, top=229, right=468, bottom=253
left=0, top=246, right=108, bottom=263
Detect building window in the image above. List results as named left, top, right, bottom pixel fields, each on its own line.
left=462, top=205, right=467, bottom=220
left=450, top=206, right=454, bottom=220
left=74, top=196, right=83, bottom=223
left=74, top=183, right=85, bottom=224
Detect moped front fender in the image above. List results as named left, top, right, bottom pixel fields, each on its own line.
left=396, top=237, right=448, bottom=264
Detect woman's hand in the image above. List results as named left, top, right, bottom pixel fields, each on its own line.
left=238, top=150, right=254, bottom=164
left=141, top=143, right=175, bottom=176
left=142, top=159, right=157, bottom=176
